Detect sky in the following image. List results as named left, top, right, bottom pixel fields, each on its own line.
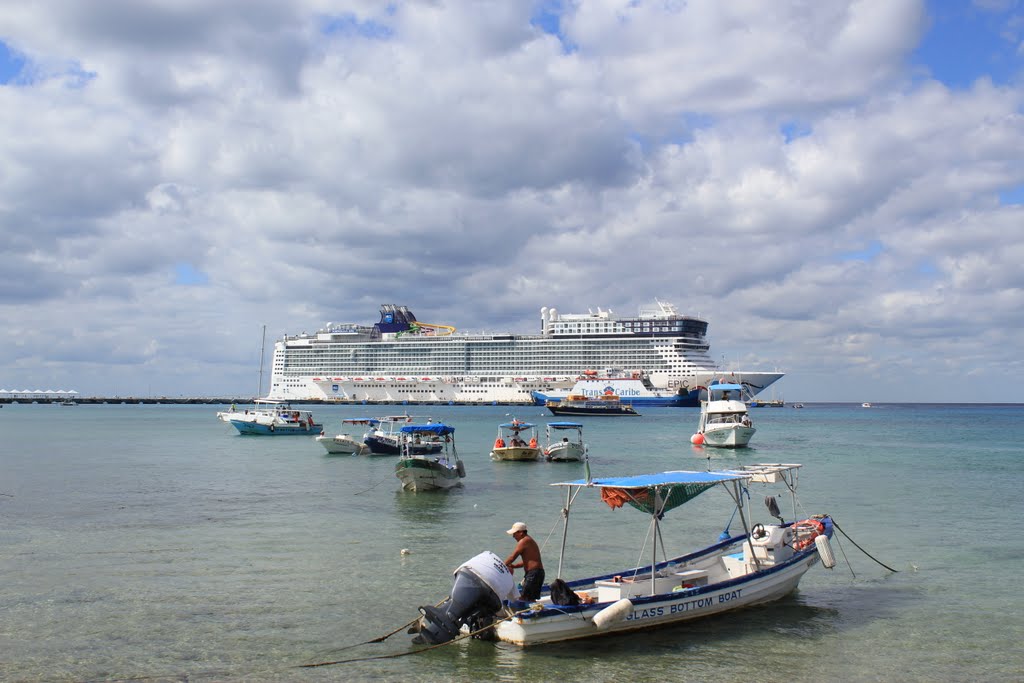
left=1, top=0, right=1023, bottom=403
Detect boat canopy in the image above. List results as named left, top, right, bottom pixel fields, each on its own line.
left=342, top=418, right=380, bottom=425
left=500, top=422, right=535, bottom=429
left=553, top=470, right=747, bottom=516
left=547, top=422, right=583, bottom=429
left=400, top=424, right=454, bottom=436
left=709, top=383, right=744, bottom=393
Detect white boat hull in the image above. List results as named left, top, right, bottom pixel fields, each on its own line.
left=395, top=458, right=463, bottom=491
left=543, top=442, right=586, bottom=462
left=495, top=547, right=820, bottom=647
left=315, top=434, right=366, bottom=455
left=490, top=446, right=542, bottom=461
left=702, top=425, right=756, bottom=448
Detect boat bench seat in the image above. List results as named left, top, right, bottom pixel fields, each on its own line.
left=595, top=574, right=691, bottom=601
left=672, top=569, right=710, bottom=586
left=721, top=552, right=748, bottom=578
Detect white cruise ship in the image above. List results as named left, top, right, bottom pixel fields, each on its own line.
left=267, top=301, right=783, bottom=406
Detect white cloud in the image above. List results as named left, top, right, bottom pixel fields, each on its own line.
left=0, top=0, right=1022, bottom=401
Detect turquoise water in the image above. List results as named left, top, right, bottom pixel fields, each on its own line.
left=2, top=403, right=1022, bottom=682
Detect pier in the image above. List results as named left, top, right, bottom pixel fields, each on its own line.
left=0, top=396, right=534, bottom=406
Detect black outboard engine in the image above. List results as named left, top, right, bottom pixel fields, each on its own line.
left=413, top=551, right=517, bottom=645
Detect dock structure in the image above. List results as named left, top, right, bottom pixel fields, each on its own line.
left=0, top=396, right=533, bottom=406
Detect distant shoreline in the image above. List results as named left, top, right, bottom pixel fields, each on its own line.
left=1, top=398, right=1020, bottom=407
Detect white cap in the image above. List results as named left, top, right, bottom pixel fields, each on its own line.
left=506, top=522, right=528, bottom=535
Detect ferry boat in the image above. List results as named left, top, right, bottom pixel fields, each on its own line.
left=266, top=302, right=783, bottom=406
left=530, top=369, right=687, bottom=407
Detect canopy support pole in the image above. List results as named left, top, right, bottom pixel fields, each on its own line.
left=726, top=480, right=760, bottom=572
left=556, top=485, right=572, bottom=579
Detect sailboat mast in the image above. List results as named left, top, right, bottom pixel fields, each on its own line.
left=257, top=324, right=267, bottom=399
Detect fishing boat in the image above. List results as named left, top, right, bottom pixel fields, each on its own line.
left=228, top=400, right=322, bottom=435
left=544, top=392, right=639, bottom=416
left=394, top=423, right=466, bottom=492
left=691, top=383, right=755, bottom=448
left=543, top=422, right=586, bottom=462
left=315, top=418, right=378, bottom=455
left=412, top=463, right=835, bottom=647
left=490, top=420, right=542, bottom=461
left=364, top=414, right=443, bottom=455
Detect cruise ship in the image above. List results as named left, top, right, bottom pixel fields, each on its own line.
left=267, top=302, right=783, bottom=406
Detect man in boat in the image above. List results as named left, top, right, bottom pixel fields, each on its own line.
left=504, top=522, right=545, bottom=601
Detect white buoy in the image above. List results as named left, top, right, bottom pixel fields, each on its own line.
left=400, top=548, right=411, bottom=555
left=591, top=598, right=633, bottom=630
left=815, top=534, right=836, bottom=569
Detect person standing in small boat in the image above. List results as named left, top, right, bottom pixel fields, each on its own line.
left=504, top=522, right=544, bottom=600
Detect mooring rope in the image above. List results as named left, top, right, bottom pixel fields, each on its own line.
left=832, top=519, right=898, bottom=573
left=352, top=472, right=395, bottom=496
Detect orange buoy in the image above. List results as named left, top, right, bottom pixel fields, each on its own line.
left=690, top=433, right=705, bottom=445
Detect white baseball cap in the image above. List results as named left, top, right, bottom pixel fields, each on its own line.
left=506, top=522, right=528, bottom=535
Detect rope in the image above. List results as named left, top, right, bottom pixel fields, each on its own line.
left=832, top=519, right=898, bottom=573
left=353, top=472, right=395, bottom=496
left=297, top=605, right=535, bottom=669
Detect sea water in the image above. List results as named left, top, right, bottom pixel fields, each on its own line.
left=1, top=403, right=1022, bottom=682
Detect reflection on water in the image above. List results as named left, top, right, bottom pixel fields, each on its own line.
left=392, top=486, right=461, bottom=525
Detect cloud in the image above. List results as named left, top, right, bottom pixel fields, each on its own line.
left=0, top=0, right=1022, bottom=401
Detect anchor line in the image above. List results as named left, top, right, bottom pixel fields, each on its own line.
left=832, top=519, right=898, bottom=573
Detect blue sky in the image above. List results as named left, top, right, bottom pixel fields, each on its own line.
left=1, top=0, right=1023, bottom=402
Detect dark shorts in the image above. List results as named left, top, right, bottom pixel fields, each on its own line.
left=521, top=568, right=545, bottom=601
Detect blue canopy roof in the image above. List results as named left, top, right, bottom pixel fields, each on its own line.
left=500, top=422, right=535, bottom=429
left=553, top=470, right=745, bottom=489
left=548, top=421, right=583, bottom=429
left=709, top=383, right=744, bottom=393
left=552, top=470, right=748, bottom=515
left=399, top=423, right=454, bottom=435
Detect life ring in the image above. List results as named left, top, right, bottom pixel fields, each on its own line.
left=792, top=519, right=825, bottom=550
left=494, top=438, right=505, bottom=448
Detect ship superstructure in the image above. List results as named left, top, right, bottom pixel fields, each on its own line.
left=267, top=302, right=782, bottom=405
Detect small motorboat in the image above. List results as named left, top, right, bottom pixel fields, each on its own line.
left=315, top=418, right=378, bottom=455
left=229, top=400, right=322, bottom=435
left=490, top=419, right=542, bottom=461
left=692, top=383, right=755, bottom=448
left=543, top=422, right=586, bottom=462
left=364, top=414, right=443, bottom=455
left=394, top=423, right=466, bottom=492
left=412, top=463, right=837, bottom=647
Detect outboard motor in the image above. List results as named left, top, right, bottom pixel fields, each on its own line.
left=413, top=551, right=517, bottom=645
